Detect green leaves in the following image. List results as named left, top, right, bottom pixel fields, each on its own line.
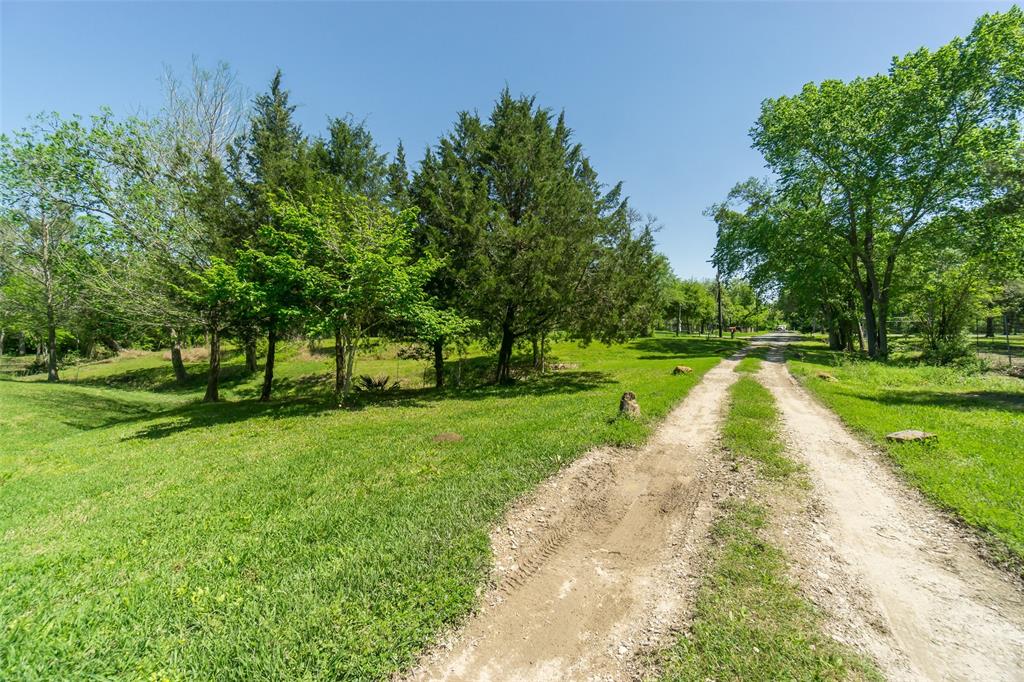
left=412, top=88, right=660, bottom=369
left=725, top=8, right=1024, bottom=357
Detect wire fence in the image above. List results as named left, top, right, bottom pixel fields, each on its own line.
left=887, top=314, right=1023, bottom=367
left=969, top=316, right=1023, bottom=368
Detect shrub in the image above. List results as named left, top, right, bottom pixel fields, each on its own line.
left=355, top=375, right=402, bottom=393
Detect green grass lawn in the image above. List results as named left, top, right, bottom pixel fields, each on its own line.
left=788, top=342, right=1024, bottom=564
left=659, top=371, right=877, bottom=681
left=734, top=346, right=768, bottom=374
left=722, top=377, right=798, bottom=479
left=0, top=336, right=741, bottom=680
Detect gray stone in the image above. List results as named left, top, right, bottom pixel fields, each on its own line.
left=885, top=430, right=937, bottom=443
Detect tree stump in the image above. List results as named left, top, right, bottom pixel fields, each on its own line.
left=672, top=365, right=693, bottom=375
left=619, top=391, right=640, bottom=418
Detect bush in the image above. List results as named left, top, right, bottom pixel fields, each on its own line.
left=355, top=375, right=402, bottom=393
left=921, top=334, right=974, bottom=366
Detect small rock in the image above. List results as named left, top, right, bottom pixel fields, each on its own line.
left=672, top=365, right=693, bottom=375
left=619, top=391, right=641, bottom=418
left=816, top=371, right=838, bottom=382
left=885, top=430, right=937, bottom=443
left=433, top=432, right=464, bottom=443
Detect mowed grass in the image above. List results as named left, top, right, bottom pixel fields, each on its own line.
left=733, top=347, right=767, bottom=374
left=722, top=376, right=798, bottom=479
left=789, top=343, right=1024, bottom=563
left=660, top=372, right=877, bottom=681
left=0, top=335, right=741, bottom=680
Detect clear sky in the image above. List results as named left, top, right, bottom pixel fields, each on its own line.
left=1, top=1, right=1015, bottom=278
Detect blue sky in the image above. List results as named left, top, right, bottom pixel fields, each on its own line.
left=1, top=1, right=1014, bottom=278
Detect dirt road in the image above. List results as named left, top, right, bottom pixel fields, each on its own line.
left=409, top=338, right=1024, bottom=681
left=409, top=355, right=744, bottom=681
left=757, top=337, right=1024, bottom=681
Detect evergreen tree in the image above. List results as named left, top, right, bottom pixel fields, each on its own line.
left=415, top=89, right=652, bottom=383
left=386, top=141, right=411, bottom=208
left=314, top=115, right=388, bottom=199
left=229, top=70, right=316, bottom=399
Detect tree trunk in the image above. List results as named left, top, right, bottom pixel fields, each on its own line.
left=716, top=276, right=724, bottom=338
left=18, top=333, right=26, bottom=356
left=343, top=340, right=356, bottom=395
left=334, top=327, right=345, bottom=395
left=986, top=316, right=995, bottom=338
left=260, top=328, right=277, bottom=402
left=825, top=306, right=842, bottom=350
left=0, top=328, right=5, bottom=357
left=170, top=328, right=188, bottom=384
left=244, top=337, right=258, bottom=372
left=532, top=337, right=540, bottom=369
left=858, top=286, right=879, bottom=359
left=496, top=310, right=516, bottom=384
left=540, top=333, right=547, bottom=372
left=876, top=297, right=889, bottom=359
left=433, top=338, right=444, bottom=389
left=841, top=319, right=854, bottom=352
left=203, top=327, right=221, bottom=402
left=46, top=310, right=58, bottom=383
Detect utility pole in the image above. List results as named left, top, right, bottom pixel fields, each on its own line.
left=716, top=271, right=724, bottom=338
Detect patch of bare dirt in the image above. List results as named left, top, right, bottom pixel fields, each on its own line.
left=758, top=340, right=1024, bottom=681
left=403, top=357, right=745, bottom=681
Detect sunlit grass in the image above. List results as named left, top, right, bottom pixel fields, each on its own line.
left=0, top=335, right=741, bottom=680
left=788, top=340, right=1024, bottom=564
left=659, top=372, right=876, bottom=682
left=722, top=376, right=799, bottom=479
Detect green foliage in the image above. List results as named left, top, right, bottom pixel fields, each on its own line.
left=264, top=189, right=456, bottom=394
left=718, top=8, right=1024, bottom=359
left=904, top=253, right=990, bottom=363
left=314, top=115, right=388, bottom=199
left=0, top=114, right=96, bottom=381
left=663, top=277, right=717, bottom=332
left=412, top=88, right=662, bottom=382
left=354, top=374, right=402, bottom=393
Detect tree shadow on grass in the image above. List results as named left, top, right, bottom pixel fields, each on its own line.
left=866, top=389, right=1024, bottom=414
left=126, top=367, right=615, bottom=441
left=629, top=337, right=746, bottom=360
left=69, top=361, right=257, bottom=395
left=3, top=382, right=170, bottom=432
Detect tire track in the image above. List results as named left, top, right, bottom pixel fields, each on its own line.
left=405, top=355, right=744, bottom=681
